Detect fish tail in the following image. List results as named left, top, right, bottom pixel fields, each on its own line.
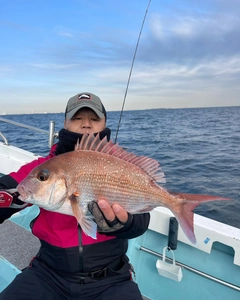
left=170, top=192, right=230, bottom=244
left=71, top=198, right=97, bottom=239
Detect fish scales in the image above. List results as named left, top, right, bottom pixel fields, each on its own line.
left=17, top=134, right=230, bottom=243
left=72, top=151, right=165, bottom=212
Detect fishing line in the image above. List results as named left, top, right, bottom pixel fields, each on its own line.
left=114, top=0, right=152, bottom=143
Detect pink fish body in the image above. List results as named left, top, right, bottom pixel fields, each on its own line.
left=17, top=134, right=229, bottom=243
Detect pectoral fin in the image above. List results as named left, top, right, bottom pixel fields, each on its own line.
left=70, top=193, right=97, bottom=239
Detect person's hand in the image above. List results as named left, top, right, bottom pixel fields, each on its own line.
left=97, top=199, right=128, bottom=224
left=88, top=199, right=131, bottom=232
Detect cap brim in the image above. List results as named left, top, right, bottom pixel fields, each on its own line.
left=66, top=104, right=105, bottom=120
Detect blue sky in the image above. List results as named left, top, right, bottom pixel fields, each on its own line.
left=1, top=0, right=240, bottom=114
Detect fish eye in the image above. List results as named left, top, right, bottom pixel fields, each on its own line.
left=37, top=169, right=49, bottom=182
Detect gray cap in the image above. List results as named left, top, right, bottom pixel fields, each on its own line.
left=65, top=92, right=107, bottom=120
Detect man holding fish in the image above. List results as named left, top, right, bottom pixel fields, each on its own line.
left=0, top=92, right=150, bottom=299
left=0, top=92, right=228, bottom=299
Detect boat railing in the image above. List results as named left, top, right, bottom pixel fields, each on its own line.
left=0, top=117, right=59, bottom=148
left=0, top=132, right=8, bottom=145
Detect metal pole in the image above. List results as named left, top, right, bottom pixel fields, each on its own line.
left=48, top=121, right=59, bottom=148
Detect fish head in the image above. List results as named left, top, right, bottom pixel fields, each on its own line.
left=17, top=153, right=98, bottom=239
left=17, top=157, right=77, bottom=211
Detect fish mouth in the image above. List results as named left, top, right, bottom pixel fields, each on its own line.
left=17, top=184, right=31, bottom=201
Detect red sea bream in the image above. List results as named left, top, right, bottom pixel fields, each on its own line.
left=17, top=134, right=229, bottom=243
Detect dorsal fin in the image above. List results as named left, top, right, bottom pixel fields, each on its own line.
left=75, top=134, right=165, bottom=183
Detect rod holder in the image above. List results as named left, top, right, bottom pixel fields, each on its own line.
left=168, top=217, right=179, bottom=250
left=48, top=121, right=58, bottom=148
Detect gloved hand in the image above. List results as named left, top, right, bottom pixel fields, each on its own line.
left=88, top=201, right=126, bottom=232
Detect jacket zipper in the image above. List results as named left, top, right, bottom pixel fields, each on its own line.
left=78, top=224, right=83, bottom=271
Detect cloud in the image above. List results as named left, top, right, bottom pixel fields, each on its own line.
left=145, top=9, right=240, bottom=64
left=0, top=65, right=13, bottom=78
left=1, top=0, right=240, bottom=113
left=29, top=63, right=78, bottom=70
left=54, top=26, right=74, bottom=38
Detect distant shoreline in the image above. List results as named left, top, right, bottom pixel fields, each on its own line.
left=1, top=105, right=240, bottom=116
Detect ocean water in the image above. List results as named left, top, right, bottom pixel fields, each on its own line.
left=0, top=106, right=239, bottom=229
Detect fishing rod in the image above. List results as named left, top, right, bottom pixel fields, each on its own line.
left=114, top=0, right=152, bottom=143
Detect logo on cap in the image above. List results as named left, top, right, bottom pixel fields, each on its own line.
left=78, top=94, right=91, bottom=100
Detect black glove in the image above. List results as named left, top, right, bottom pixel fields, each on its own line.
left=88, top=201, right=127, bottom=232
